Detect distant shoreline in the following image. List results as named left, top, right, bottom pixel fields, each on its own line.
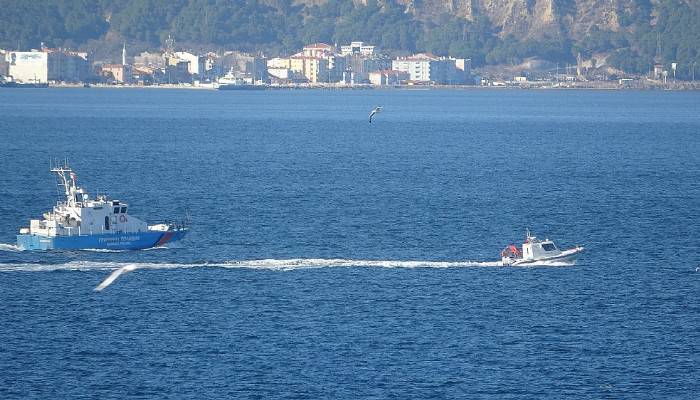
left=16, top=82, right=700, bottom=91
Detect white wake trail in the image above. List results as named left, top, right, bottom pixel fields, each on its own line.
left=0, top=260, right=190, bottom=273
left=0, top=258, right=503, bottom=272
left=0, top=258, right=579, bottom=274
left=218, top=258, right=502, bottom=270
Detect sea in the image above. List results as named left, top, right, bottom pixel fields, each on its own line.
left=0, top=87, right=698, bottom=399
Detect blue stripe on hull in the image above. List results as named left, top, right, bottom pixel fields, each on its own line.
left=17, top=231, right=187, bottom=251
left=513, top=252, right=580, bottom=265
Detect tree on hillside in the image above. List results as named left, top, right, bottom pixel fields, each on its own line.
left=0, top=0, right=697, bottom=77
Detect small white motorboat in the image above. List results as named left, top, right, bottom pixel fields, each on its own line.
left=501, top=230, right=584, bottom=266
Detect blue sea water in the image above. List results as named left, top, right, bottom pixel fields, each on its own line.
left=0, top=87, right=698, bottom=398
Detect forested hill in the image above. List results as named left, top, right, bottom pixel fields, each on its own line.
left=0, top=0, right=698, bottom=78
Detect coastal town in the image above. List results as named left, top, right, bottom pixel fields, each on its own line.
left=1, top=37, right=697, bottom=90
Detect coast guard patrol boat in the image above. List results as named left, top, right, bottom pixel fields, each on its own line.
left=500, top=230, right=583, bottom=266
left=16, top=164, right=188, bottom=251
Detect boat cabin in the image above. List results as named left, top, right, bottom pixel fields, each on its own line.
left=501, top=230, right=564, bottom=265
left=21, top=166, right=147, bottom=237
left=521, top=235, right=562, bottom=261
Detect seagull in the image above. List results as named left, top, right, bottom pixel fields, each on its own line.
left=369, top=106, right=382, bottom=123
left=94, top=264, right=138, bottom=291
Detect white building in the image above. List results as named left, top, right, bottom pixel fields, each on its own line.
left=267, top=67, right=305, bottom=82
left=267, top=67, right=291, bottom=80
left=392, top=54, right=470, bottom=84
left=268, top=57, right=291, bottom=70
left=173, top=51, right=206, bottom=77
left=369, top=70, right=409, bottom=86
left=7, top=51, right=48, bottom=83
left=6, top=50, right=89, bottom=83
left=392, top=53, right=434, bottom=82
left=340, top=41, right=376, bottom=57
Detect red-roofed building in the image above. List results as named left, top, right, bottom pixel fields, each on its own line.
left=100, top=63, right=129, bottom=83
left=290, top=55, right=330, bottom=83
left=302, top=43, right=335, bottom=58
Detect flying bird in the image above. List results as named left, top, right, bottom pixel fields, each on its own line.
left=94, top=264, right=138, bottom=291
left=369, top=106, right=382, bottom=123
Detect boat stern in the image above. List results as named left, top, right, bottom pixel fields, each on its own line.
left=16, top=234, right=52, bottom=251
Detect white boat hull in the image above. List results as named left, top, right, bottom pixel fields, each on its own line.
left=503, top=246, right=584, bottom=266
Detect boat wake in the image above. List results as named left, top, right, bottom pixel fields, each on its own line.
left=221, top=258, right=503, bottom=270
left=81, top=248, right=129, bottom=253
left=0, top=243, right=23, bottom=252
left=0, top=258, right=505, bottom=273
left=0, top=245, right=173, bottom=254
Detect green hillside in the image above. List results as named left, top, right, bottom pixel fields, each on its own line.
left=0, top=0, right=697, bottom=78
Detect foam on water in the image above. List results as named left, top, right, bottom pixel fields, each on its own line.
left=0, top=258, right=577, bottom=273
left=219, top=258, right=503, bottom=270
left=140, top=246, right=170, bottom=251
left=81, top=248, right=129, bottom=253
left=0, top=243, right=23, bottom=252
left=1, top=244, right=172, bottom=253
left=0, top=261, right=189, bottom=273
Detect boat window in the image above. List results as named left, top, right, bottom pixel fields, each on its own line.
left=542, top=243, right=557, bottom=251
left=121, top=207, right=127, bottom=214
left=114, top=207, right=120, bottom=214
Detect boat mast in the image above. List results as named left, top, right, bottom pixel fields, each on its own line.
left=50, top=160, right=78, bottom=206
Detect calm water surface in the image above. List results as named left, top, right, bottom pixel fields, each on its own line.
left=0, top=88, right=699, bottom=398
